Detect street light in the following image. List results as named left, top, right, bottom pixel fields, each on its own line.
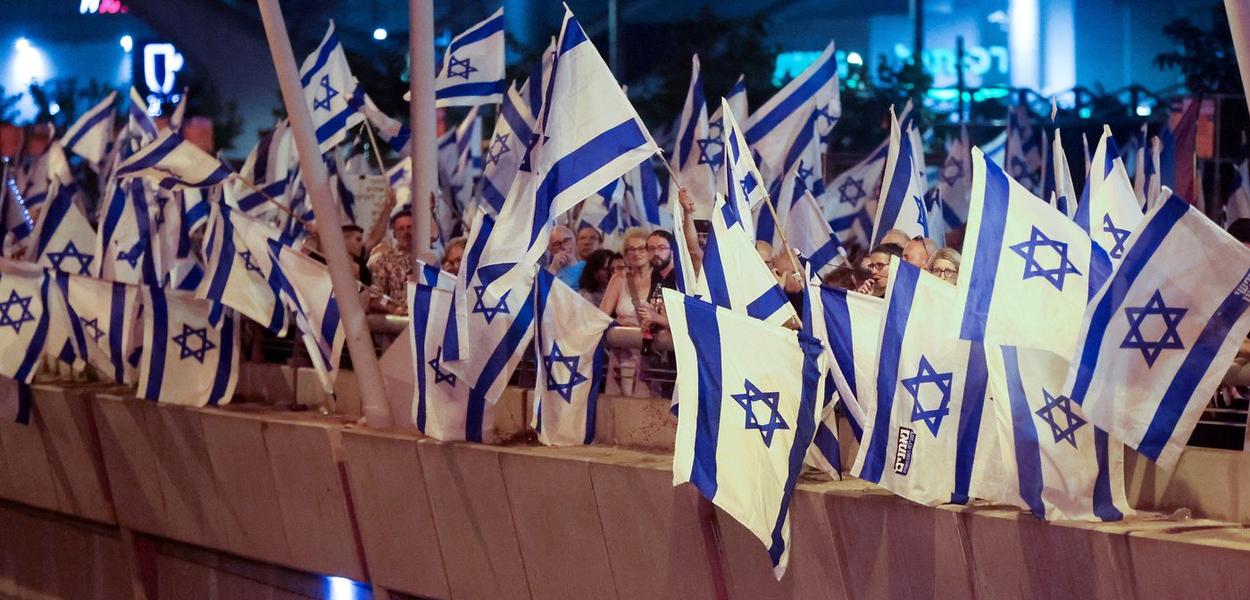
left=373, top=28, right=388, bottom=41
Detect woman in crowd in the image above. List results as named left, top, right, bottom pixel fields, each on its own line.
left=599, top=228, right=653, bottom=396
left=926, top=248, right=961, bottom=285
left=578, top=249, right=621, bottom=306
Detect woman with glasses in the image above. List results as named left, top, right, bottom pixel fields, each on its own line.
left=855, top=243, right=903, bottom=297
left=926, top=248, right=962, bottom=284
left=598, top=228, right=653, bottom=396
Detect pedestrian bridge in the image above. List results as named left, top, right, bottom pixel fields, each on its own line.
left=3, top=325, right=1250, bottom=599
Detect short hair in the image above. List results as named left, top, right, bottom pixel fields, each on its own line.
left=647, top=229, right=677, bottom=250
left=926, top=247, right=962, bottom=271
left=870, top=243, right=904, bottom=258
left=910, top=236, right=938, bottom=256
left=579, top=248, right=618, bottom=292
left=577, top=223, right=604, bottom=241
left=622, top=227, right=651, bottom=248
left=445, top=236, right=468, bottom=254
left=342, top=224, right=364, bottom=234
left=881, top=228, right=910, bottom=246
left=390, top=208, right=413, bottom=227
left=552, top=224, right=574, bottom=239
left=693, top=219, right=711, bottom=234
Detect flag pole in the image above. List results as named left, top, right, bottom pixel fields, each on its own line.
left=256, top=0, right=394, bottom=428
left=409, top=0, right=439, bottom=265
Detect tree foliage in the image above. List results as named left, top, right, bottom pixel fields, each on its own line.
left=1154, top=3, right=1240, bottom=96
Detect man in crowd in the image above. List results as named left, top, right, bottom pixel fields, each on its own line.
left=368, top=209, right=414, bottom=314
left=548, top=225, right=584, bottom=288
left=342, top=224, right=372, bottom=285
left=902, top=236, right=936, bottom=268
left=857, top=243, right=904, bottom=297
left=576, top=224, right=603, bottom=262
left=442, top=237, right=467, bottom=275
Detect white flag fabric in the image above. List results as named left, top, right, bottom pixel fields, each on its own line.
left=479, top=8, right=658, bottom=284
left=269, top=239, right=345, bottom=394
left=200, top=203, right=288, bottom=334
left=532, top=269, right=613, bottom=446
left=707, top=75, right=748, bottom=173
left=758, top=110, right=823, bottom=248
left=977, top=344, right=1132, bottom=521
left=957, top=147, right=1111, bottom=358
left=825, top=142, right=888, bottom=246
left=137, top=286, right=238, bottom=407
left=31, top=144, right=97, bottom=276
left=480, top=84, right=536, bottom=215
left=787, top=191, right=844, bottom=278
left=125, top=86, right=159, bottom=149
left=670, top=55, right=715, bottom=215
left=719, top=99, right=767, bottom=239
left=1049, top=129, right=1079, bottom=218
left=870, top=108, right=929, bottom=246
left=1065, top=192, right=1250, bottom=469
left=62, top=91, right=117, bottom=169
left=1226, top=159, right=1250, bottom=226
left=802, top=284, right=882, bottom=439
left=1074, top=126, right=1142, bottom=263
left=450, top=106, right=484, bottom=216
left=666, top=289, right=825, bottom=578
left=745, top=40, right=839, bottom=175
left=0, top=263, right=58, bottom=383
left=299, top=22, right=366, bottom=153
left=56, top=273, right=140, bottom=384
left=852, top=260, right=993, bottom=506
left=621, top=158, right=663, bottom=229
left=935, top=125, right=973, bottom=230
left=95, top=179, right=158, bottom=284
left=695, top=194, right=798, bottom=327
left=435, top=8, right=507, bottom=108
left=115, top=131, right=233, bottom=190
left=409, top=281, right=474, bottom=440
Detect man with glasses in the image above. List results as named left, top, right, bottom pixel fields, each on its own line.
left=856, top=243, right=904, bottom=298
left=547, top=225, right=584, bottom=289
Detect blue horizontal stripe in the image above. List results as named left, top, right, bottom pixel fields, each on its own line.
left=300, top=30, right=341, bottom=87
left=744, top=50, right=835, bottom=146
left=435, top=80, right=507, bottom=101
left=448, top=11, right=504, bottom=55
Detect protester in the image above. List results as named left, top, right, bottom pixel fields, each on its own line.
left=599, top=228, right=653, bottom=396
left=547, top=224, right=584, bottom=289
left=578, top=249, right=619, bottom=306
left=367, top=208, right=414, bottom=314
left=856, top=243, right=903, bottom=297
left=342, top=224, right=372, bottom=285
left=881, top=228, right=910, bottom=248
left=576, top=224, right=603, bottom=260
left=902, top=236, right=934, bottom=268
left=694, top=219, right=711, bottom=252
left=926, top=247, right=961, bottom=285
left=441, top=236, right=467, bottom=275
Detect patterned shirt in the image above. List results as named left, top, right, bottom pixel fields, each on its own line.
left=368, top=247, right=413, bottom=306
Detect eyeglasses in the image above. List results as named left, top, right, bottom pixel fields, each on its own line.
left=867, top=262, right=890, bottom=272
left=625, top=246, right=648, bottom=254
left=646, top=244, right=670, bottom=253
left=930, top=267, right=958, bottom=278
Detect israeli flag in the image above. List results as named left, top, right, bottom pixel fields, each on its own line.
left=719, top=99, right=767, bottom=240
left=0, top=264, right=56, bottom=383
left=706, top=74, right=748, bottom=176
left=852, top=260, right=993, bottom=506
left=479, top=7, right=658, bottom=280
left=824, top=142, right=888, bottom=246
left=31, top=144, right=97, bottom=276
left=481, top=84, right=536, bottom=215
left=1065, top=192, right=1250, bottom=469
left=787, top=191, right=844, bottom=278
left=976, top=344, right=1132, bottom=521
left=533, top=269, right=613, bottom=446
left=137, top=286, right=238, bottom=407
left=670, top=54, right=715, bottom=215
left=1227, top=159, right=1250, bottom=226
left=62, top=91, right=117, bottom=170
left=1, top=174, right=35, bottom=253
left=409, top=282, right=475, bottom=440
left=1005, top=104, right=1044, bottom=194
left=95, top=179, right=159, bottom=285
left=666, top=289, right=825, bottom=578
left=757, top=110, right=824, bottom=249
left=957, top=148, right=1111, bottom=359
left=450, top=106, right=484, bottom=215
left=361, top=93, right=411, bottom=154
left=982, top=129, right=1008, bottom=167
left=1074, top=126, right=1142, bottom=263
left=115, top=131, right=233, bottom=190
left=269, top=239, right=345, bottom=394
left=578, top=179, right=626, bottom=246
left=300, top=22, right=366, bottom=153
left=200, top=203, right=288, bottom=334
left=935, top=126, right=973, bottom=229
left=57, top=274, right=140, bottom=385
left=435, top=7, right=506, bottom=108
left=125, top=86, right=159, bottom=150
left=695, top=194, right=798, bottom=327
left=1048, top=129, right=1079, bottom=218
left=620, top=158, right=662, bottom=228
left=869, top=108, right=929, bottom=246
left=745, top=40, right=839, bottom=175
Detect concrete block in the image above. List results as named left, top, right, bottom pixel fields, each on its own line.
left=500, top=449, right=618, bottom=600
left=588, top=455, right=682, bottom=599
left=608, top=394, right=677, bottom=452
left=0, top=398, right=59, bottom=510
left=148, top=404, right=230, bottom=551
left=418, top=440, right=530, bottom=600
left=32, top=385, right=115, bottom=524
left=91, top=394, right=167, bottom=535
left=200, top=410, right=294, bottom=565
left=340, top=428, right=450, bottom=599
left=1126, top=525, right=1250, bottom=599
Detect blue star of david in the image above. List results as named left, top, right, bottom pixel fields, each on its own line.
left=471, top=284, right=510, bottom=323
left=1009, top=226, right=1083, bottom=292
left=942, top=156, right=964, bottom=186
left=707, top=117, right=724, bottom=141
left=313, top=74, right=338, bottom=111
left=47, top=240, right=94, bottom=275
left=239, top=250, right=263, bottom=274
left=1009, top=156, right=1031, bottom=180
left=730, top=379, right=789, bottom=447
left=696, top=136, right=723, bottom=166
left=1034, top=388, right=1086, bottom=449
left=913, top=195, right=929, bottom=236
left=80, top=317, right=106, bottom=344
left=1102, top=214, right=1131, bottom=259
left=447, top=55, right=478, bottom=80
left=0, top=290, right=36, bottom=334
left=518, top=133, right=548, bottom=173
left=543, top=342, right=588, bottom=403
left=814, top=104, right=838, bottom=131
left=171, top=323, right=216, bottom=363
left=117, top=243, right=143, bottom=269
left=1121, top=290, right=1187, bottom=367
left=486, top=133, right=511, bottom=167
left=428, top=345, right=456, bottom=387
left=838, top=176, right=866, bottom=205
left=796, top=160, right=815, bottom=185
left=901, top=355, right=953, bottom=436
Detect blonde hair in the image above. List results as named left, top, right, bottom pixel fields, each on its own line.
left=926, top=247, right=962, bottom=272
left=622, top=226, right=651, bottom=248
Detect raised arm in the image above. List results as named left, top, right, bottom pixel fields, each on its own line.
left=678, top=188, right=703, bottom=276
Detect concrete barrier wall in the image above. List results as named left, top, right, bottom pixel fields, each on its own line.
left=4, top=384, right=1250, bottom=599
